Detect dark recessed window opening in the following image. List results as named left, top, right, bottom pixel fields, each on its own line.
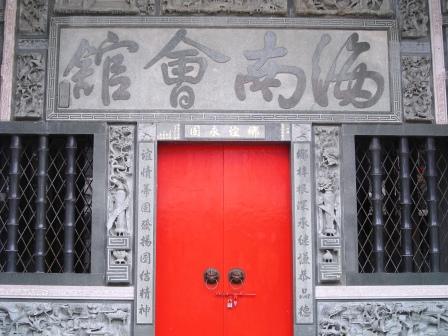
left=0, top=135, right=93, bottom=273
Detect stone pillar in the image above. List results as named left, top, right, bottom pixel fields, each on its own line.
left=0, top=0, right=16, bottom=121
left=429, top=0, right=448, bottom=124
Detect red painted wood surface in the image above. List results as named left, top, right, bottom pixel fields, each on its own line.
left=156, top=143, right=292, bottom=336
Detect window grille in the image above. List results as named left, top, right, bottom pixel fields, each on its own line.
left=0, top=134, right=93, bottom=273
left=356, top=136, right=448, bottom=273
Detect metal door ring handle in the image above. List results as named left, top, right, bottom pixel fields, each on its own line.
left=204, top=268, right=220, bottom=289
left=228, top=268, right=245, bottom=286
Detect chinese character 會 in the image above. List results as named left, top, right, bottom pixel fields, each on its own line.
left=144, top=29, right=230, bottom=109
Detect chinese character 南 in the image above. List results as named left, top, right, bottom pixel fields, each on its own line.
left=312, top=33, right=384, bottom=108
left=235, top=31, right=306, bottom=109
left=144, top=29, right=230, bottom=109
left=63, top=31, right=139, bottom=106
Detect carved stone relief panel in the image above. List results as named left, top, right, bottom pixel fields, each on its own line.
left=162, top=0, right=286, bottom=15
left=0, top=302, right=131, bottom=335
left=296, top=0, right=392, bottom=16
left=107, top=125, right=135, bottom=284
left=402, top=56, right=433, bottom=121
left=399, top=0, right=429, bottom=38
left=136, top=0, right=155, bottom=14
left=14, top=53, right=46, bottom=119
left=18, top=0, right=47, bottom=35
left=54, top=0, right=140, bottom=14
left=319, top=301, right=448, bottom=335
left=314, top=126, right=342, bottom=283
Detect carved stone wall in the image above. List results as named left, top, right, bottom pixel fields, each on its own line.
left=162, top=0, right=286, bottom=14
left=319, top=301, right=448, bottom=335
left=18, top=0, right=47, bottom=35
left=400, top=0, right=429, bottom=38
left=54, top=0, right=155, bottom=14
left=296, top=0, right=392, bottom=16
left=14, top=53, right=46, bottom=119
left=107, top=125, right=135, bottom=284
left=0, top=302, right=131, bottom=335
left=402, top=56, right=433, bottom=121
left=314, top=126, right=342, bottom=283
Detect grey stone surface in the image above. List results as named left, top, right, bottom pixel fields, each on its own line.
left=0, top=301, right=131, bottom=335
left=162, top=0, right=286, bottom=15
left=54, top=0, right=140, bottom=14
left=400, top=0, right=429, bottom=38
left=136, top=124, right=156, bottom=324
left=402, top=56, right=433, bottom=121
left=319, top=301, right=448, bottom=335
left=107, top=125, right=135, bottom=284
left=47, top=18, right=399, bottom=123
left=292, top=126, right=314, bottom=324
left=296, top=0, right=393, bottom=16
left=14, top=52, right=45, bottom=119
left=314, top=126, right=342, bottom=283
left=18, top=0, right=47, bottom=35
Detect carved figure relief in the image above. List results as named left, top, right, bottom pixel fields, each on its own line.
left=163, top=0, right=287, bottom=15
left=19, top=0, right=47, bottom=34
left=399, top=0, right=429, bottom=38
left=15, top=53, right=46, bottom=119
left=108, top=126, right=133, bottom=236
left=136, top=0, right=155, bottom=14
left=296, top=0, right=392, bottom=16
left=315, top=126, right=342, bottom=283
left=107, top=125, right=134, bottom=283
left=0, top=302, right=131, bottom=335
left=319, top=301, right=448, bottom=335
left=402, top=56, right=433, bottom=121
left=54, top=0, right=140, bottom=14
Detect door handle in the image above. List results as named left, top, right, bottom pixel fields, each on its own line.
left=228, top=268, right=245, bottom=285
left=203, top=267, right=220, bottom=285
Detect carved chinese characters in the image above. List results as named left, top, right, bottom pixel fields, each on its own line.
left=51, top=25, right=394, bottom=121
left=136, top=124, right=156, bottom=324
left=62, top=31, right=139, bottom=107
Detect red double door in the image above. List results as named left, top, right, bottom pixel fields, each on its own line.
left=156, top=143, right=292, bottom=336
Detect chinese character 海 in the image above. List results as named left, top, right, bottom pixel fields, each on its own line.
left=63, top=31, right=139, bottom=106
left=235, top=31, right=306, bottom=109
left=312, top=33, right=384, bottom=108
left=144, top=29, right=230, bottom=109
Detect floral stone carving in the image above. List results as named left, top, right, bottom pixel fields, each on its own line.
left=54, top=0, right=140, bottom=14
left=400, top=0, right=429, bottom=38
left=15, top=53, right=45, bottom=119
left=296, top=0, right=392, bottom=16
left=19, top=0, right=47, bottom=34
left=163, top=0, right=287, bottom=15
left=402, top=56, right=433, bottom=121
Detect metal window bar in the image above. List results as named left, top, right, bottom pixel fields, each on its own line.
left=357, top=136, right=444, bottom=273
left=0, top=134, right=93, bottom=273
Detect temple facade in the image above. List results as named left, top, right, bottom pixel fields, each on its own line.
left=0, top=0, right=448, bottom=335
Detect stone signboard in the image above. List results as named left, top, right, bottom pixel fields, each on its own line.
left=47, top=17, right=401, bottom=122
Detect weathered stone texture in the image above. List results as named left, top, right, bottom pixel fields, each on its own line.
left=14, top=53, right=45, bottom=119
left=0, top=302, right=131, bottom=335
left=296, top=0, right=393, bottom=16
left=400, top=0, right=429, bottom=38
left=402, top=56, right=433, bottom=121
left=162, top=0, right=287, bottom=15
left=319, top=301, right=448, bottom=335
left=54, top=0, right=141, bottom=14
left=18, top=0, right=47, bottom=34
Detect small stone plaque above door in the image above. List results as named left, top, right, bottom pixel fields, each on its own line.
left=47, top=17, right=401, bottom=123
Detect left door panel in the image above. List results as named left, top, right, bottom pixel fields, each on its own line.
left=156, top=143, right=224, bottom=336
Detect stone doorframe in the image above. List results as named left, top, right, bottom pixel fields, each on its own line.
left=106, top=122, right=341, bottom=336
